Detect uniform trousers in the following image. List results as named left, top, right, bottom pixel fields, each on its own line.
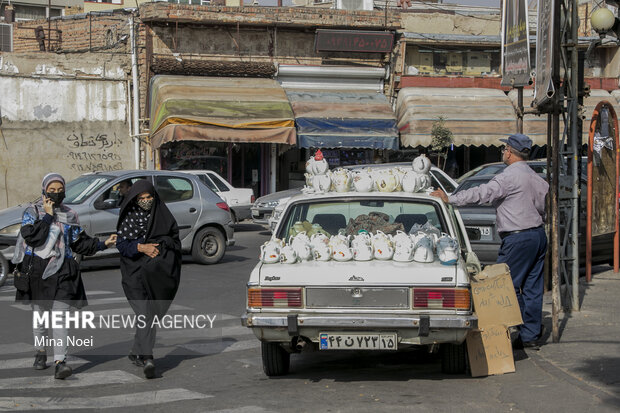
left=496, top=226, right=547, bottom=342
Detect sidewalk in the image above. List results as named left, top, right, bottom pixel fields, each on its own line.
left=531, top=266, right=620, bottom=406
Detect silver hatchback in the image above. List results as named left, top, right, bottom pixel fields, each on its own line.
left=0, top=170, right=235, bottom=285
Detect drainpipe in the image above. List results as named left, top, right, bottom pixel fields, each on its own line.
left=130, top=14, right=140, bottom=169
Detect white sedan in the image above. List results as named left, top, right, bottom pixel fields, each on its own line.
left=184, top=170, right=255, bottom=222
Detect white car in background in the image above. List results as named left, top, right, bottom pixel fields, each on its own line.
left=184, top=170, right=255, bottom=222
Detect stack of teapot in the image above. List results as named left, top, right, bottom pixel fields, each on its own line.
left=259, top=228, right=459, bottom=265
left=303, top=152, right=434, bottom=194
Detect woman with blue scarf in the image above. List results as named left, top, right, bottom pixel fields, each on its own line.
left=12, top=173, right=116, bottom=379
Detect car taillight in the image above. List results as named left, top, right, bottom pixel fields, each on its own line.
left=412, top=288, right=470, bottom=310
left=251, top=195, right=255, bottom=203
left=248, top=288, right=303, bottom=308
left=216, top=202, right=230, bottom=212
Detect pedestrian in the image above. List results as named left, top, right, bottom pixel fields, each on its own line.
left=116, top=179, right=182, bottom=379
left=12, top=173, right=117, bottom=379
left=430, top=133, right=549, bottom=349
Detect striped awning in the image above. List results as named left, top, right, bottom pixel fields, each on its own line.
left=149, top=75, right=296, bottom=148
left=396, top=87, right=518, bottom=147
left=286, top=90, right=399, bottom=150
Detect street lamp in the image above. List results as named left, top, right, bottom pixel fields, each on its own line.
left=591, top=7, right=617, bottom=36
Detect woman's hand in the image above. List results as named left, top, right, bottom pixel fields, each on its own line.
left=43, top=196, right=54, bottom=215
left=138, top=243, right=159, bottom=258
left=104, top=234, right=117, bottom=248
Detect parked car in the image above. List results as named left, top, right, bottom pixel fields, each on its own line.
left=181, top=170, right=255, bottom=223
left=242, top=190, right=481, bottom=376
left=0, top=170, right=236, bottom=284
left=251, top=164, right=458, bottom=231
left=454, top=160, right=614, bottom=265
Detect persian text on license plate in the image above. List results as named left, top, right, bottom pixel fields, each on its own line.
left=475, top=226, right=493, bottom=240
left=319, top=333, right=397, bottom=350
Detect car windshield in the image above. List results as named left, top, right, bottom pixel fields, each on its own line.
left=454, top=178, right=492, bottom=193
left=277, top=198, right=447, bottom=239
left=456, top=164, right=505, bottom=183
left=64, top=175, right=113, bottom=204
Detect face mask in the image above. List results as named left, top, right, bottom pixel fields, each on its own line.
left=45, top=192, right=65, bottom=206
left=137, top=198, right=154, bottom=211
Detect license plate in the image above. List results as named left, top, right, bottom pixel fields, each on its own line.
left=475, top=226, right=493, bottom=241
left=319, top=333, right=397, bottom=350
left=252, top=210, right=259, bottom=217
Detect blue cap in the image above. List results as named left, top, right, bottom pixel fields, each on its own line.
left=500, top=133, right=533, bottom=152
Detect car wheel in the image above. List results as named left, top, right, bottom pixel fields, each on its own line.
left=261, top=342, right=290, bottom=377
left=440, top=342, right=467, bottom=374
left=192, top=227, right=226, bottom=265
left=0, top=255, right=9, bottom=287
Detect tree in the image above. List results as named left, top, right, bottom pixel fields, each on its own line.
left=430, top=116, right=454, bottom=169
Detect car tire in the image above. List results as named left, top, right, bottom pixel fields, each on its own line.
left=191, top=227, right=226, bottom=265
left=261, top=342, right=290, bottom=377
left=0, top=255, right=9, bottom=288
left=440, top=342, right=467, bottom=374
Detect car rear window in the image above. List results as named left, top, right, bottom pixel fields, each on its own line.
left=277, top=198, right=446, bottom=239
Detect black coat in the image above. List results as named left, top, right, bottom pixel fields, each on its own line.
left=117, top=180, right=182, bottom=317
left=16, top=217, right=101, bottom=308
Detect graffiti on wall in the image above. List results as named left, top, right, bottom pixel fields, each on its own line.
left=64, top=131, right=126, bottom=172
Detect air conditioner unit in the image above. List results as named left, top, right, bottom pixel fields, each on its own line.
left=336, top=0, right=373, bottom=11
left=0, top=23, right=12, bottom=53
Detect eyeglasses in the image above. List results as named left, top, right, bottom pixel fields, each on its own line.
left=501, top=146, right=510, bottom=154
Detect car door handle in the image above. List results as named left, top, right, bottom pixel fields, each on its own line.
left=189, top=208, right=197, bottom=213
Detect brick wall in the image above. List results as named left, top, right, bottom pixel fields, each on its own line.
left=12, top=13, right=131, bottom=53
left=139, top=3, right=401, bottom=29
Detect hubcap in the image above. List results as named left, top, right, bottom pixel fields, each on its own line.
left=201, top=235, right=217, bottom=256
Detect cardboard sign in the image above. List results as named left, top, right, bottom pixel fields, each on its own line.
left=466, top=325, right=516, bottom=377
left=471, top=264, right=523, bottom=328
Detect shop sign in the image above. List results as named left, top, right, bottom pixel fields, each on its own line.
left=315, top=30, right=394, bottom=53
left=501, top=0, right=531, bottom=87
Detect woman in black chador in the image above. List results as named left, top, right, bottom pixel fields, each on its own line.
left=116, top=179, right=182, bottom=379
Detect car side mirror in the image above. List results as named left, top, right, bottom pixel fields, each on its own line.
left=465, top=227, right=481, bottom=241
left=95, top=199, right=118, bottom=210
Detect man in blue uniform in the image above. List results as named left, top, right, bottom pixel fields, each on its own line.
left=431, top=133, right=549, bottom=349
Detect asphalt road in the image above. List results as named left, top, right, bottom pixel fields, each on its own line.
left=0, top=223, right=617, bottom=412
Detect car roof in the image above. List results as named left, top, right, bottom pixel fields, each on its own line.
left=285, top=190, right=442, bottom=205
left=86, top=170, right=202, bottom=178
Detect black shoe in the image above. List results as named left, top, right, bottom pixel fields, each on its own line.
left=522, top=341, right=541, bottom=351
left=54, top=361, right=72, bottom=380
left=33, top=351, right=47, bottom=370
left=511, top=336, right=524, bottom=350
left=128, top=352, right=144, bottom=367
left=143, top=358, right=155, bottom=379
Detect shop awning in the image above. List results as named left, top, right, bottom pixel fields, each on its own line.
left=286, top=90, right=399, bottom=150
left=149, top=75, right=296, bottom=148
left=396, top=87, right=517, bottom=147
left=509, top=89, right=620, bottom=144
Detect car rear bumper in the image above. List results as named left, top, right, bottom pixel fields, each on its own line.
left=251, top=207, right=272, bottom=225
left=242, top=312, right=477, bottom=345
left=231, top=205, right=252, bottom=221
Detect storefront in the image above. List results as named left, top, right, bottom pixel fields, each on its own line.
left=149, top=75, right=296, bottom=196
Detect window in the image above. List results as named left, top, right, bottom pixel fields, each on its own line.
left=154, top=176, right=194, bottom=203
left=431, top=171, right=456, bottom=194
left=196, top=175, right=219, bottom=193
left=0, top=24, right=12, bottom=52
left=93, top=177, right=146, bottom=209
left=64, top=175, right=113, bottom=204
left=207, top=173, right=230, bottom=192
left=277, top=199, right=446, bottom=239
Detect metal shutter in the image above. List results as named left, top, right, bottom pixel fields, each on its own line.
left=0, top=23, right=12, bottom=52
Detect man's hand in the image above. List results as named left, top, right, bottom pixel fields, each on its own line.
left=138, top=243, right=159, bottom=258
left=430, top=189, right=449, bottom=203
left=104, top=234, right=117, bottom=248
left=43, top=196, right=54, bottom=215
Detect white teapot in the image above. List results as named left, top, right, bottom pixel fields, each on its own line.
left=417, top=173, right=432, bottom=191
left=412, top=154, right=432, bottom=174
left=352, top=243, right=373, bottom=261
left=371, top=230, right=391, bottom=245
left=305, top=156, right=316, bottom=174
left=312, top=173, right=332, bottom=193
left=329, top=233, right=350, bottom=249
left=331, top=168, right=352, bottom=192
left=310, top=233, right=330, bottom=249
left=373, top=169, right=398, bottom=192
left=393, top=167, right=407, bottom=191
left=313, top=243, right=332, bottom=261
left=260, top=238, right=284, bottom=264
left=392, top=230, right=412, bottom=247
left=304, top=172, right=314, bottom=188
left=332, top=244, right=353, bottom=261
left=373, top=239, right=394, bottom=260
left=393, top=242, right=415, bottom=262
left=279, top=245, right=298, bottom=264
left=402, top=170, right=422, bottom=193
left=311, top=149, right=329, bottom=175
left=352, top=170, right=373, bottom=192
